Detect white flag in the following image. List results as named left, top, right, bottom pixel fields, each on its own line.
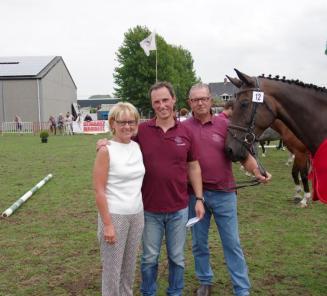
left=140, top=31, right=156, bottom=56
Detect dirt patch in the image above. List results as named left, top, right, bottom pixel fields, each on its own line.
left=60, top=272, right=99, bottom=296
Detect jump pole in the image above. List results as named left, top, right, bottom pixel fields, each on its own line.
left=1, top=174, right=53, bottom=218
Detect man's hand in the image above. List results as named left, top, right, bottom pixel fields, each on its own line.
left=253, top=167, right=272, bottom=183
left=195, top=200, right=205, bottom=220
left=96, top=138, right=109, bottom=152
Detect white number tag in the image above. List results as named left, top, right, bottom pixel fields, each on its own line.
left=252, top=91, right=264, bottom=103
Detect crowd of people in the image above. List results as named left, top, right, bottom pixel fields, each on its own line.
left=93, top=81, right=271, bottom=296
left=48, top=112, right=76, bottom=135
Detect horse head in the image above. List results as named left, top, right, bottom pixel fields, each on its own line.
left=225, top=69, right=277, bottom=162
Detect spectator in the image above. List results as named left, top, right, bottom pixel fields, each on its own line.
left=57, top=113, right=65, bottom=135
left=65, top=112, right=74, bottom=135
left=219, top=99, right=234, bottom=119
left=84, top=114, right=92, bottom=122
left=14, top=115, right=22, bottom=131
left=49, top=115, right=57, bottom=135
left=178, top=108, right=190, bottom=121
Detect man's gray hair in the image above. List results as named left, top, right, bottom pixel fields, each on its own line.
left=188, top=83, right=211, bottom=98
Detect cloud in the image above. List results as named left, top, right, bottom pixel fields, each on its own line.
left=1, top=0, right=326, bottom=97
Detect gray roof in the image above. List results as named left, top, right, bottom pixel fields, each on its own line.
left=77, top=98, right=121, bottom=108
left=0, top=56, right=77, bottom=89
left=209, top=82, right=238, bottom=98
left=98, top=104, right=117, bottom=112
left=0, top=56, right=56, bottom=77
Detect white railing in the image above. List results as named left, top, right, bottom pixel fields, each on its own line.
left=1, top=119, right=151, bottom=135
left=1, top=122, right=50, bottom=134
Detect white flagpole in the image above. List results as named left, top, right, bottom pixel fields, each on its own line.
left=156, top=48, right=158, bottom=82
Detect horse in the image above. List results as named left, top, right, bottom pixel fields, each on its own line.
left=225, top=69, right=327, bottom=204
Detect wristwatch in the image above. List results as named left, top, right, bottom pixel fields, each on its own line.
left=195, top=196, right=205, bottom=203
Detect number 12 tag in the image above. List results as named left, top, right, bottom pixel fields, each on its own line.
left=252, top=91, right=264, bottom=103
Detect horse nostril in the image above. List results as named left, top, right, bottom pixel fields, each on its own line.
left=225, top=147, right=233, bottom=158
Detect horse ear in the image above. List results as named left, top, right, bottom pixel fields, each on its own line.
left=234, top=69, right=255, bottom=86
left=226, top=75, right=243, bottom=88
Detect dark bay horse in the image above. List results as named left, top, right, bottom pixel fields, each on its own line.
left=225, top=69, right=327, bottom=204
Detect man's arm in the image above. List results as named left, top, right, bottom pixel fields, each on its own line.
left=187, top=160, right=205, bottom=219
left=241, top=154, right=272, bottom=183
left=96, top=138, right=109, bottom=152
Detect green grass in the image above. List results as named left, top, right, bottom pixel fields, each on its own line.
left=0, top=135, right=326, bottom=296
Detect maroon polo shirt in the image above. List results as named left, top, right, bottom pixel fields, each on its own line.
left=183, top=115, right=235, bottom=192
left=134, top=118, right=199, bottom=213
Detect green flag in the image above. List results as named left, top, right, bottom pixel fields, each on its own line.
left=325, top=41, right=327, bottom=55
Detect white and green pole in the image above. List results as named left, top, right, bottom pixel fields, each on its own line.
left=2, top=174, right=53, bottom=218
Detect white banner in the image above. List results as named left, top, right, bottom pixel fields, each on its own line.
left=72, top=120, right=109, bottom=134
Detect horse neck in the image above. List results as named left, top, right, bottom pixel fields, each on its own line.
left=264, top=80, right=327, bottom=155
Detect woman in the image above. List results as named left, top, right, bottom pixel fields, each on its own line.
left=93, top=102, right=145, bottom=296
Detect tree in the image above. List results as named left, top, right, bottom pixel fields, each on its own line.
left=113, top=26, right=199, bottom=114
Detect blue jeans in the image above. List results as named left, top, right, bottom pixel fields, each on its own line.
left=140, top=208, right=188, bottom=296
left=189, top=191, right=250, bottom=296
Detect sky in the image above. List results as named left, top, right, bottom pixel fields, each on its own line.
left=1, top=0, right=326, bottom=99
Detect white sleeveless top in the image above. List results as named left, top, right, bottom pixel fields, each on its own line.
left=105, top=140, right=145, bottom=214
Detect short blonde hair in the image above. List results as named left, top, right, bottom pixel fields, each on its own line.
left=108, top=102, right=140, bottom=133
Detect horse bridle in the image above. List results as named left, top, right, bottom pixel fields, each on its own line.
left=228, top=77, right=276, bottom=177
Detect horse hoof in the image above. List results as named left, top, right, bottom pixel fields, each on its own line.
left=293, top=197, right=302, bottom=204
left=262, top=153, right=266, bottom=157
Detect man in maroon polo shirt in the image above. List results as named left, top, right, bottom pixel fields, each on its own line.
left=138, top=81, right=205, bottom=296
left=184, top=83, right=271, bottom=296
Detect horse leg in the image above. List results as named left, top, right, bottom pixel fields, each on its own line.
left=291, top=164, right=302, bottom=203
left=277, top=139, right=285, bottom=150
left=260, top=141, right=266, bottom=157
left=285, top=151, right=294, bottom=166
left=299, top=168, right=311, bottom=208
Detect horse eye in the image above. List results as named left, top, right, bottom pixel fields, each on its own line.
left=240, top=100, right=249, bottom=109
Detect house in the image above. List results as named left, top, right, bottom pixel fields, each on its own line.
left=209, top=79, right=238, bottom=101
left=0, top=56, right=77, bottom=123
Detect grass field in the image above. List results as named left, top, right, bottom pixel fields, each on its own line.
left=0, top=134, right=326, bottom=296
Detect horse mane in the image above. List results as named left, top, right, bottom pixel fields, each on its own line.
left=259, top=74, right=327, bottom=93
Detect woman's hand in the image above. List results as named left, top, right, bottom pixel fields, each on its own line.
left=103, top=224, right=116, bottom=245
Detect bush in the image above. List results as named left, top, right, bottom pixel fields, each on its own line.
left=39, top=130, right=49, bottom=138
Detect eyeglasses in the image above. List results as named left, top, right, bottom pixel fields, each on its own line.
left=115, top=120, right=137, bottom=126
left=189, top=97, right=210, bottom=104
